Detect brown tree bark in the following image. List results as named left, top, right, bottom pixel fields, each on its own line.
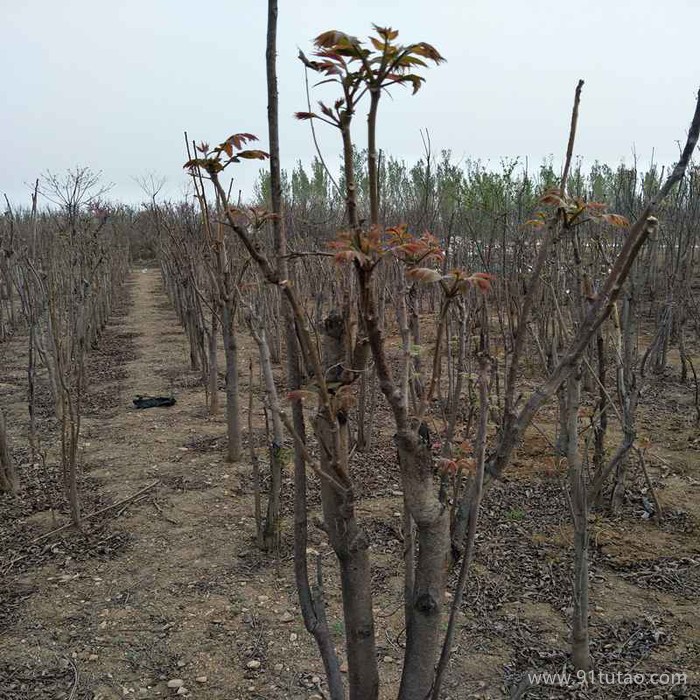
left=316, top=312, right=379, bottom=700
left=222, top=304, right=241, bottom=462
left=266, top=2, right=344, bottom=698
left=207, top=309, right=219, bottom=415
left=566, top=367, right=590, bottom=671
left=0, top=408, right=18, bottom=494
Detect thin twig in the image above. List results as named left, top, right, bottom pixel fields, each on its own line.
left=284, top=250, right=336, bottom=259
left=30, top=481, right=160, bottom=544
left=277, top=409, right=350, bottom=495
left=151, top=498, right=179, bottom=525
left=301, top=63, right=342, bottom=196
left=561, top=79, right=584, bottom=193
left=636, top=447, right=663, bottom=522
left=67, top=657, right=79, bottom=700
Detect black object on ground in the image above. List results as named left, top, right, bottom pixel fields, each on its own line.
left=133, top=395, right=176, bottom=409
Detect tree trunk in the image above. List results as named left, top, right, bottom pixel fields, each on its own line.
left=567, top=368, right=590, bottom=671
left=222, top=304, right=241, bottom=462
left=431, top=354, right=491, bottom=700
left=316, top=311, right=378, bottom=700
left=0, top=409, right=18, bottom=494
left=265, top=2, right=344, bottom=696
left=397, top=437, right=450, bottom=700
left=248, top=312, right=284, bottom=551
left=208, top=309, right=219, bottom=415
left=315, top=412, right=378, bottom=700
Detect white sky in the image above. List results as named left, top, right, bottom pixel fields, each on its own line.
left=2, top=0, right=698, bottom=207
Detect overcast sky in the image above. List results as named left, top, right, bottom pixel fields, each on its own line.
left=2, top=0, right=698, bottom=207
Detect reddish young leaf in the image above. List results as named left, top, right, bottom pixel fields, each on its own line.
left=397, top=55, right=428, bottom=68
left=372, top=25, right=399, bottom=42
left=470, top=272, right=496, bottom=292
left=406, top=267, right=443, bottom=283
left=601, top=213, right=629, bottom=228
left=314, top=30, right=359, bottom=49
left=294, top=111, right=317, bottom=120
left=437, top=457, right=457, bottom=475
left=457, top=440, right=473, bottom=455
left=410, top=42, right=445, bottom=64
left=540, top=190, right=565, bottom=207
left=287, top=389, right=317, bottom=403
left=183, top=158, right=223, bottom=173
left=386, top=224, right=411, bottom=244
left=404, top=74, right=425, bottom=95
left=236, top=149, right=270, bottom=160
left=224, top=133, right=259, bottom=150
left=456, top=458, right=476, bottom=472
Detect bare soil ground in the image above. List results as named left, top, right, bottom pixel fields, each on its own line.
left=0, top=269, right=698, bottom=699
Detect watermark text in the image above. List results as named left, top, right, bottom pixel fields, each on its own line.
left=527, top=668, right=687, bottom=688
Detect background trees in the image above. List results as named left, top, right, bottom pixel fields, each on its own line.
left=2, top=169, right=129, bottom=521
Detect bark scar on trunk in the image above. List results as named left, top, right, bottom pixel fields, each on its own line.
left=415, top=591, right=440, bottom=615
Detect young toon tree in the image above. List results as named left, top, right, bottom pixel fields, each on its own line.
left=469, top=87, right=700, bottom=674
left=263, top=0, right=297, bottom=554
left=3, top=169, right=130, bottom=525
left=297, top=28, right=497, bottom=699
left=185, top=25, right=494, bottom=700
